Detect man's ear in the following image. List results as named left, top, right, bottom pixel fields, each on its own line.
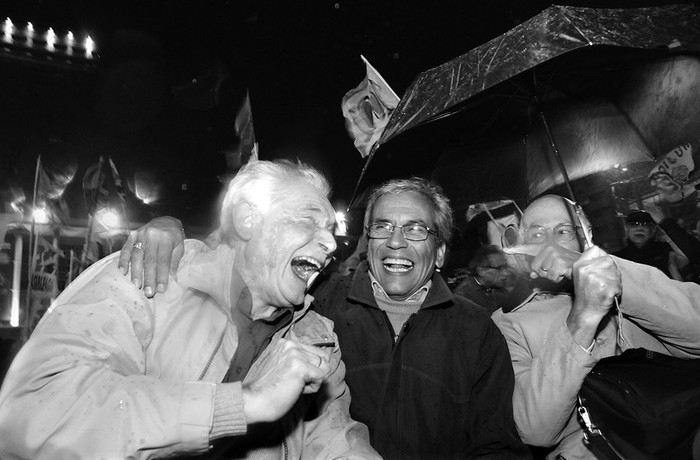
left=232, top=202, right=258, bottom=241
left=435, top=242, right=447, bottom=269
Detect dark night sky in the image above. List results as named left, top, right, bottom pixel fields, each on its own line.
left=0, top=0, right=689, bottom=233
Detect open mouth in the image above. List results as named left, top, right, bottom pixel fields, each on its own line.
left=383, top=257, right=414, bottom=273
left=291, top=256, right=323, bottom=282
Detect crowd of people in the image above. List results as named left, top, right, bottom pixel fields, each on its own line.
left=1, top=154, right=700, bottom=459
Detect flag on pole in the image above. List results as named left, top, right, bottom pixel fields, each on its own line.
left=80, top=157, right=108, bottom=271
left=234, top=90, right=258, bottom=163
left=82, top=156, right=108, bottom=215
left=28, top=236, right=59, bottom=334
left=107, top=157, right=128, bottom=204
left=224, top=90, right=259, bottom=172
left=35, top=157, right=71, bottom=225
left=341, top=55, right=400, bottom=158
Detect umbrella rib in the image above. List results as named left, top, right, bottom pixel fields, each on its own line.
left=561, top=8, right=594, bottom=47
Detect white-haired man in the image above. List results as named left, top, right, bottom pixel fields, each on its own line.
left=0, top=160, right=379, bottom=459
left=492, top=194, right=700, bottom=459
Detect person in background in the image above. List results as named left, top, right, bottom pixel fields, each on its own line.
left=0, top=160, right=379, bottom=460
left=453, top=244, right=517, bottom=313
left=613, top=209, right=700, bottom=282
left=492, top=194, right=700, bottom=460
left=119, top=177, right=531, bottom=460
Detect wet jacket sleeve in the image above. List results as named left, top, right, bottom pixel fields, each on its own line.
left=615, top=256, right=700, bottom=358
left=0, top=258, right=228, bottom=459
left=492, top=304, right=597, bottom=447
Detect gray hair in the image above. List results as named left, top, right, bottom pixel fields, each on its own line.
left=211, top=160, right=331, bottom=246
left=363, top=177, right=454, bottom=245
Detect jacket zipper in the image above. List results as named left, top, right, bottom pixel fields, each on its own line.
left=392, top=312, right=415, bottom=459
left=198, top=329, right=226, bottom=380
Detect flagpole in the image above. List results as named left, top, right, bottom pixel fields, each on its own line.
left=80, top=213, right=95, bottom=273
left=80, top=156, right=105, bottom=273
left=23, top=155, right=42, bottom=341
left=67, top=249, right=75, bottom=286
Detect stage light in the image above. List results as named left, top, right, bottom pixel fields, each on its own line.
left=85, top=35, right=94, bottom=58
left=335, top=210, right=348, bottom=236
left=96, top=208, right=120, bottom=229
left=46, top=27, right=56, bottom=50
left=32, top=207, right=49, bottom=224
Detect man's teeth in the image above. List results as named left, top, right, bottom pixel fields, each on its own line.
left=291, top=256, right=323, bottom=281
left=383, top=258, right=414, bottom=273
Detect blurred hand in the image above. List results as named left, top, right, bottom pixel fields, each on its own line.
left=118, top=216, right=185, bottom=298
left=242, top=339, right=331, bottom=423
left=645, top=205, right=666, bottom=224
left=503, top=243, right=581, bottom=282
left=570, top=245, right=621, bottom=327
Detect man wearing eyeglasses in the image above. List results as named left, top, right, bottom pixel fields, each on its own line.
left=118, top=177, right=530, bottom=459
left=492, top=195, right=700, bottom=460
left=310, top=177, right=529, bottom=459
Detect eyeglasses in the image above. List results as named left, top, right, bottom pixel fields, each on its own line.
left=525, top=223, right=580, bottom=244
left=628, top=221, right=653, bottom=227
left=366, top=222, right=438, bottom=241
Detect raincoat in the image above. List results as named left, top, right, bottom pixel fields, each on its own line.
left=0, top=240, right=378, bottom=460
left=492, top=256, right=700, bottom=459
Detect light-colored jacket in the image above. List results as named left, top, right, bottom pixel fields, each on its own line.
left=0, top=240, right=378, bottom=460
left=492, top=256, right=700, bottom=460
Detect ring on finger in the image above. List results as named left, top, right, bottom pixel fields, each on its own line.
left=133, top=242, right=144, bottom=251
left=540, top=267, right=548, bottom=272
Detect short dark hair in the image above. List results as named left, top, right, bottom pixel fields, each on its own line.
left=467, top=245, right=504, bottom=275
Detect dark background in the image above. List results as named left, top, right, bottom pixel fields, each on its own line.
left=1, top=0, right=693, bottom=235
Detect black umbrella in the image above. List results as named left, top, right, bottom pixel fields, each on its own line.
left=350, top=4, right=700, bottom=209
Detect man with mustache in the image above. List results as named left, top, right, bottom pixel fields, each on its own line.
left=0, top=160, right=379, bottom=460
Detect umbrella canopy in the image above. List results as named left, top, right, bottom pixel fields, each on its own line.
left=432, top=55, right=700, bottom=205
left=351, top=4, right=700, bottom=207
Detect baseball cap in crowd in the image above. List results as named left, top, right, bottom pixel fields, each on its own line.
left=626, top=211, right=655, bottom=226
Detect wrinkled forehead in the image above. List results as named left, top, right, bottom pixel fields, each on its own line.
left=522, top=197, right=574, bottom=229
left=277, top=181, right=335, bottom=220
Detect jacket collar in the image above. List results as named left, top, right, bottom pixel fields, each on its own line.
left=348, top=261, right=453, bottom=310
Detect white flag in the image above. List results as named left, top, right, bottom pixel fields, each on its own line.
left=341, top=55, right=400, bottom=158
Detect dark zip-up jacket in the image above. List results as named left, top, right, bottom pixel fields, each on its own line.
left=311, top=261, right=530, bottom=460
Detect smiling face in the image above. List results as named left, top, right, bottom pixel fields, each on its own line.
left=367, top=191, right=446, bottom=300
left=242, top=179, right=337, bottom=314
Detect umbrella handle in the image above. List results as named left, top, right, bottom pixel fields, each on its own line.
left=574, top=203, right=594, bottom=250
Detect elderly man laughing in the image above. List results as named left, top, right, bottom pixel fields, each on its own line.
left=0, top=160, right=379, bottom=460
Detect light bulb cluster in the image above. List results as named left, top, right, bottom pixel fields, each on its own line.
left=2, top=17, right=97, bottom=61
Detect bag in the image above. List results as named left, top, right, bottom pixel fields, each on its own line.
left=578, top=348, right=700, bottom=460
